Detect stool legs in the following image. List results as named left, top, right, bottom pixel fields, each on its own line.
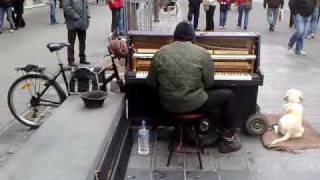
left=166, top=122, right=203, bottom=169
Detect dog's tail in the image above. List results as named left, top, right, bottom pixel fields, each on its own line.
left=270, top=132, right=292, bottom=147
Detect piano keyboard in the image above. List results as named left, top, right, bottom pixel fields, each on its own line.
left=214, top=72, right=252, bottom=80
left=133, top=53, right=256, bottom=60
left=136, top=71, right=149, bottom=79
left=135, top=71, right=252, bottom=81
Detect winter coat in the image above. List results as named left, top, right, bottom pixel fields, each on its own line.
left=236, top=0, right=251, bottom=5
left=147, top=41, right=215, bottom=113
left=62, top=0, right=90, bottom=30
left=0, top=0, right=12, bottom=7
left=289, top=0, right=315, bottom=17
left=108, top=0, right=123, bottom=9
left=263, top=0, right=284, bottom=8
left=188, top=0, right=202, bottom=6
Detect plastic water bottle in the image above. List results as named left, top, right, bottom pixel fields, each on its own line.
left=138, top=120, right=150, bottom=155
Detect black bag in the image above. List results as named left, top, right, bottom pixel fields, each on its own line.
left=69, top=67, right=106, bottom=94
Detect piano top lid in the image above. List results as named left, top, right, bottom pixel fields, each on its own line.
left=128, top=31, right=260, bottom=38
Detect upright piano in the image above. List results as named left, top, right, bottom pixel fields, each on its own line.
left=125, top=31, right=264, bottom=128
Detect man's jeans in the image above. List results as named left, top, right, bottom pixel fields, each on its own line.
left=220, top=10, right=228, bottom=27
left=267, top=8, right=279, bottom=26
left=0, top=6, right=15, bottom=32
left=237, top=5, right=250, bottom=28
left=118, top=8, right=124, bottom=34
left=308, top=7, right=319, bottom=35
left=50, top=0, right=58, bottom=24
left=288, top=14, right=311, bottom=54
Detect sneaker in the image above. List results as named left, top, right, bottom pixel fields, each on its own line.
left=9, top=29, right=14, bottom=33
left=237, top=25, right=241, bottom=29
left=219, top=26, right=223, bottom=29
left=217, top=130, right=242, bottom=153
left=223, top=26, right=227, bottom=29
left=288, top=45, right=293, bottom=53
left=244, top=26, right=247, bottom=30
left=269, top=25, right=272, bottom=31
left=296, top=50, right=307, bottom=55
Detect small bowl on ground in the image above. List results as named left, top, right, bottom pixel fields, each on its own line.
left=80, top=90, right=107, bottom=108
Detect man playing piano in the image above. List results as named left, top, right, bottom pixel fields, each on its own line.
left=147, top=20, right=241, bottom=153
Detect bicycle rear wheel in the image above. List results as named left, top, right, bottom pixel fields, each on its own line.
left=7, top=74, right=67, bottom=128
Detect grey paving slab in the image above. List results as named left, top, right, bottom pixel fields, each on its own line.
left=247, top=156, right=283, bottom=172
left=279, top=156, right=318, bottom=172
left=217, top=156, right=249, bottom=171
left=186, top=171, right=219, bottom=180
left=154, top=152, right=184, bottom=170
left=219, top=170, right=256, bottom=180
left=125, top=169, right=151, bottom=180
left=152, top=170, right=184, bottom=180
left=254, top=171, right=291, bottom=180
left=128, top=155, right=152, bottom=169
left=185, top=154, right=217, bottom=171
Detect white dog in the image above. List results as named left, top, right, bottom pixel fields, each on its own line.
left=271, top=89, right=304, bottom=146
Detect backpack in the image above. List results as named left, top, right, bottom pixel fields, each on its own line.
left=68, top=67, right=106, bottom=94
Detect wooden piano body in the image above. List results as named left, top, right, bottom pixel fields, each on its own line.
left=125, top=31, right=264, bottom=130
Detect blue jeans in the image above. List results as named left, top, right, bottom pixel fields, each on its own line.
left=267, top=8, right=279, bottom=26
left=50, top=0, right=58, bottom=24
left=220, top=10, right=228, bottom=27
left=308, top=7, right=319, bottom=35
left=288, top=14, right=311, bottom=54
left=0, top=6, right=15, bottom=32
left=237, top=5, right=250, bottom=28
left=118, top=8, right=124, bottom=34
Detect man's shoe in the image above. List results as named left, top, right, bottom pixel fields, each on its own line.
left=217, top=130, right=242, bottom=153
left=269, top=25, right=272, bottom=31
left=244, top=26, right=247, bottom=30
left=288, top=44, right=293, bottom=53
left=80, top=60, right=90, bottom=65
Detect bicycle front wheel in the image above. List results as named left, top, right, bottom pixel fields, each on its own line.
left=7, top=74, right=67, bottom=128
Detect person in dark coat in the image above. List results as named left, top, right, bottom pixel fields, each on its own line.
left=288, top=0, right=315, bottom=55
left=188, top=0, right=202, bottom=30
left=12, top=0, right=25, bottom=28
left=62, top=0, right=90, bottom=66
left=263, top=0, right=284, bottom=31
left=147, top=21, right=242, bottom=153
left=0, top=0, right=15, bottom=33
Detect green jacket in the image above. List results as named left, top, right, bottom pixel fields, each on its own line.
left=147, top=41, right=215, bottom=113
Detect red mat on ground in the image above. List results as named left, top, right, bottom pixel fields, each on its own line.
left=261, top=114, right=320, bottom=152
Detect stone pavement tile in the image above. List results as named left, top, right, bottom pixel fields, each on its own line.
left=125, top=169, right=150, bottom=180
left=246, top=156, right=283, bottom=172
left=219, top=170, right=256, bottom=180
left=154, top=152, right=184, bottom=170
left=217, top=156, right=249, bottom=171
left=127, top=155, right=152, bottom=169
left=185, top=154, right=217, bottom=171
left=0, top=121, right=31, bottom=154
left=279, top=156, right=318, bottom=172
left=285, top=171, right=320, bottom=180
left=243, top=144, right=279, bottom=157
left=186, top=171, right=219, bottom=180
left=0, top=155, right=10, bottom=168
left=152, top=169, right=184, bottom=180
left=254, top=171, right=291, bottom=180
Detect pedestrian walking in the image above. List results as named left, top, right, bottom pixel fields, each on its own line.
left=218, top=0, right=232, bottom=29
left=0, top=0, right=15, bottom=34
left=288, top=0, right=315, bottom=55
left=188, top=0, right=202, bottom=30
left=306, top=0, right=320, bottom=38
left=62, top=0, right=90, bottom=66
left=108, top=0, right=123, bottom=35
left=236, top=0, right=252, bottom=30
left=50, top=0, right=59, bottom=25
left=263, top=0, right=284, bottom=31
left=204, top=0, right=217, bottom=31
left=12, top=0, right=25, bottom=28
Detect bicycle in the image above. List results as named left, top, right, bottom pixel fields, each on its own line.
left=162, top=0, right=179, bottom=16
left=7, top=42, right=124, bottom=128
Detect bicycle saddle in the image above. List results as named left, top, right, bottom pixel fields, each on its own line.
left=47, top=43, right=69, bottom=52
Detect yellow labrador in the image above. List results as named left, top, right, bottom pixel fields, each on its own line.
left=271, top=89, right=304, bottom=146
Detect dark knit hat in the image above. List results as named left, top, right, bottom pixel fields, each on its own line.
left=173, top=20, right=196, bottom=42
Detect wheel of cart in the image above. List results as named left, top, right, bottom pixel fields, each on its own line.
left=244, top=104, right=269, bottom=136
